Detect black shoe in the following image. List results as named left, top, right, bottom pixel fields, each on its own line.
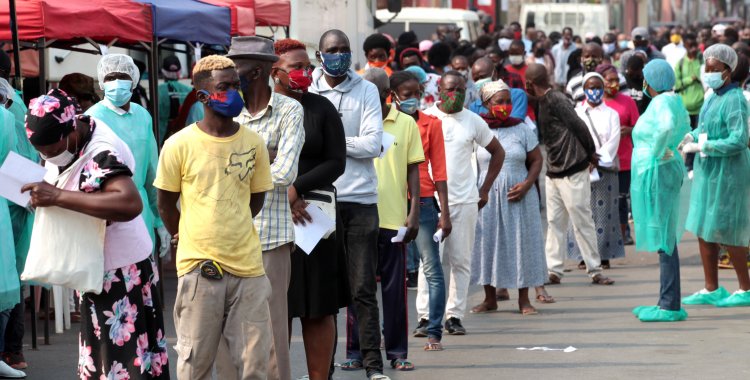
left=444, top=317, right=466, bottom=335
left=624, top=235, right=634, bottom=246
left=412, top=319, right=428, bottom=337
left=406, top=272, right=418, bottom=290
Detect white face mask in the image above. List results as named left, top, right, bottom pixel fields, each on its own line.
left=40, top=136, right=76, bottom=167
left=509, top=55, right=525, bottom=66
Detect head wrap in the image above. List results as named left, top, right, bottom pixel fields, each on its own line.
left=703, top=43, right=738, bottom=71
left=404, top=65, right=428, bottom=84
left=480, top=80, right=510, bottom=103
left=161, top=55, right=181, bottom=80
left=643, top=59, right=676, bottom=92
left=582, top=72, right=605, bottom=86
left=97, top=54, right=140, bottom=89
left=595, top=63, right=618, bottom=77
left=399, top=47, right=422, bottom=65
left=25, top=88, right=79, bottom=146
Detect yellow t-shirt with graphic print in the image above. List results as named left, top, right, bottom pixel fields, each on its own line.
left=154, top=123, right=273, bottom=277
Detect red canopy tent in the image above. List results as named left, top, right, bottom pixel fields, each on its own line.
left=199, top=0, right=256, bottom=36
left=254, top=0, right=290, bottom=27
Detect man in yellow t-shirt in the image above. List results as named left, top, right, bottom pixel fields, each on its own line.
left=154, top=55, right=274, bottom=379
left=352, top=68, right=424, bottom=371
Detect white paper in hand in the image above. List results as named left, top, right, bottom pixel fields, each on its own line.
left=293, top=205, right=336, bottom=255
left=0, top=151, right=47, bottom=207
left=391, top=226, right=408, bottom=243
left=380, top=132, right=396, bottom=158
left=597, top=149, right=614, bottom=168
left=589, top=168, right=601, bottom=183
left=433, top=229, right=444, bottom=242
left=698, top=133, right=708, bottom=158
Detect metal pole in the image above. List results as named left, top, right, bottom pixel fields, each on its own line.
left=149, top=36, right=160, bottom=147
left=38, top=38, right=46, bottom=96
left=8, top=0, right=22, bottom=89
left=29, top=287, right=37, bottom=350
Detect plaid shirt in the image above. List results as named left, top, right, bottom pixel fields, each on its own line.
left=236, top=91, right=305, bottom=251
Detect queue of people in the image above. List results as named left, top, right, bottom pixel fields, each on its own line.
left=0, top=16, right=750, bottom=380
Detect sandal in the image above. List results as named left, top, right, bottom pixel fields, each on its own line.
left=470, top=302, right=498, bottom=314
left=390, top=358, right=415, bottom=371
left=535, top=292, right=556, bottom=304
left=520, top=305, right=538, bottom=315
left=424, top=341, right=444, bottom=351
left=591, top=274, right=615, bottom=285
left=341, top=359, right=364, bottom=371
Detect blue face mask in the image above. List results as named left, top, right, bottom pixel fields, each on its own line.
left=702, top=71, right=726, bottom=90
left=395, top=96, right=419, bottom=115
left=584, top=88, right=604, bottom=104
left=619, top=40, right=630, bottom=50
left=103, top=79, right=133, bottom=107
left=199, top=89, right=244, bottom=118
left=320, top=52, right=352, bottom=77
left=474, top=77, right=492, bottom=91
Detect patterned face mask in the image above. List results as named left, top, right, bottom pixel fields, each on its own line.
left=439, top=90, right=465, bottom=113
left=585, top=88, right=604, bottom=104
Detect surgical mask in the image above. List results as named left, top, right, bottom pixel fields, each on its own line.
left=498, top=38, right=513, bottom=51
left=103, top=79, right=133, bottom=107
left=702, top=71, right=726, bottom=90
left=489, top=104, right=513, bottom=120
left=618, top=40, right=630, bottom=50
left=508, top=55, right=524, bottom=66
left=41, top=135, right=76, bottom=167
left=199, top=89, right=244, bottom=118
left=582, top=58, right=600, bottom=72
left=643, top=82, right=652, bottom=98
left=603, top=43, right=616, bottom=55
left=395, top=95, right=419, bottom=115
left=670, top=34, right=682, bottom=44
left=584, top=88, right=604, bottom=104
left=320, top=52, right=352, bottom=77
left=439, top=90, right=465, bottom=113
left=475, top=77, right=492, bottom=91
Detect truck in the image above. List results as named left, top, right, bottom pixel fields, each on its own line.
left=519, top=3, right=609, bottom=38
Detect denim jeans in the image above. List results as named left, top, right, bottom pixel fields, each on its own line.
left=658, top=246, right=681, bottom=311
left=411, top=198, right=446, bottom=340
left=406, top=244, right=420, bottom=274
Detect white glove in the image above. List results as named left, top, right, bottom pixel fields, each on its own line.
left=678, top=133, right=694, bottom=150
left=157, top=226, right=171, bottom=259
left=682, top=142, right=702, bottom=154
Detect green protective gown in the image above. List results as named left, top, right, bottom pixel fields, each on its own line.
left=85, top=101, right=163, bottom=247
left=157, top=80, right=192, bottom=145
left=185, top=101, right=204, bottom=127
left=0, top=106, right=20, bottom=311
left=685, top=85, right=750, bottom=247
left=631, top=93, right=692, bottom=254
left=8, top=90, right=36, bottom=275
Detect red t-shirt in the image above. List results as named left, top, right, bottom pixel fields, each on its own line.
left=416, top=111, right=448, bottom=195
left=604, top=92, right=640, bottom=171
left=505, top=64, right=536, bottom=121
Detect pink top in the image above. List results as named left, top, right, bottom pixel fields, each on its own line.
left=604, top=92, right=640, bottom=171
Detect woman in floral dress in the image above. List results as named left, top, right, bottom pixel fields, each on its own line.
left=22, top=89, right=169, bottom=379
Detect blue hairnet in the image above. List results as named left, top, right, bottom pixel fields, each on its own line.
left=404, top=66, right=428, bottom=84
left=643, top=59, right=675, bottom=92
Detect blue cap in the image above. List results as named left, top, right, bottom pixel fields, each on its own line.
left=404, top=65, right=428, bottom=84
left=643, top=59, right=675, bottom=92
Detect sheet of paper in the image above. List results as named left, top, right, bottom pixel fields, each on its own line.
left=433, top=229, right=444, bottom=243
left=380, top=132, right=396, bottom=158
left=516, top=346, right=577, bottom=353
left=589, top=168, right=600, bottom=183
left=0, top=151, right=47, bottom=207
left=698, top=133, right=708, bottom=158
left=293, top=205, right=336, bottom=255
left=390, top=226, right=408, bottom=243
left=597, top=149, right=614, bottom=168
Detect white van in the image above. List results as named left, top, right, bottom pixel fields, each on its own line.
left=376, top=7, right=482, bottom=42
left=520, top=3, right=609, bottom=38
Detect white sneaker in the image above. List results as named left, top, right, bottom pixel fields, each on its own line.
left=0, top=361, right=25, bottom=378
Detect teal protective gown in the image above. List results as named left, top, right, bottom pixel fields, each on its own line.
left=0, top=106, right=20, bottom=311
left=685, top=85, right=750, bottom=247
left=157, top=80, right=192, bottom=145
left=631, top=93, right=691, bottom=253
left=8, top=90, right=36, bottom=275
left=86, top=100, right=163, bottom=246
left=185, top=101, right=204, bottom=127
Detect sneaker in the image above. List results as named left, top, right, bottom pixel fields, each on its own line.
left=2, top=352, right=27, bottom=370
left=367, top=371, right=391, bottom=380
left=406, top=272, right=418, bottom=290
left=682, top=287, right=730, bottom=305
left=715, top=290, right=750, bottom=307
left=0, top=361, right=25, bottom=378
left=412, top=319, right=428, bottom=337
left=444, top=317, right=466, bottom=335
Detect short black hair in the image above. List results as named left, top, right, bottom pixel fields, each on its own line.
left=319, top=29, right=349, bottom=50
left=442, top=70, right=466, bottom=82
left=683, top=32, right=697, bottom=43
left=428, top=42, right=452, bottom=68
left=563, top=27, right=573, bottom=35
left=390, top=71, right=419, bottom=91
left=399, top=48, right=422, bottom=65
left=397, top=31, right=418, bottom=48
left=732, top=53, right=750, bottom=84
left=363, top=33, right=392, bottom=54
left=475, top=34, right=493, bottom=50
left=525, top=22, right=536, bottom=31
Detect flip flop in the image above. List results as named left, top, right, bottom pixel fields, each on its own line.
left=536, top=293, right=556, bottom=304
left=470, top=302, right=498, bottom=314
left=340, top=359, right=363, bottom=371
left=424, top=341, right=444, bottom=351
left=391, top=359, right=415, bottom=371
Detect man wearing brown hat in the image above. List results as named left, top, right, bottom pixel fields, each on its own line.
left=222, top=36, right=304, bottom=380
left=59, top=73, right=99, bottom=112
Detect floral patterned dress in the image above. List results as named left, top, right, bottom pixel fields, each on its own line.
left=74, top=122, right=169, bottom=380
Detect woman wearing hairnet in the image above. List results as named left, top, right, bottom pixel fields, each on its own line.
left=85, top=54, right=171, bottom=262
left=630, top=59, right=690, bottom=322
left=681, top=44, right=750, bottom=308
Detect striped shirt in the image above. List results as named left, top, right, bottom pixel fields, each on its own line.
left=236, top=91, right=305, bottom=251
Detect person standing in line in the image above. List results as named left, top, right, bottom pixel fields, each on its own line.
left=358, top=33, right=394, bottom=76
left=630, top=59, right=691, bottom=322
left=271, top=38, right=348, bottom=380
left=596, top=63, right=640, bottom=246
left=682, top=45, right=750, bottom=307
left=673, top=33, right=704, bottom=175
left=86, top=54, right=171, bottom=261
left=155, top=55, right=273, bottom=379
left=157, top=56, right=191, bottom=146
left=566, top=43, right=604, bottom=101
left=308, top=29, right=388, bottom=380
left=345, top=68, right=423, bottom=372
left=423, top=71, right=505, bottom=335
left=524, top=63, right=614, bottom=286
left=567, top=73, right=625, bottom=269
left=469, top=80, right=553, bottom=316
left=505, top=40, right=529, bottom=81
left=228, top=36, right=305, bottom=380
left=469, top=57, right=528, bottom=120
left=552, top=27, right=578, bottom=89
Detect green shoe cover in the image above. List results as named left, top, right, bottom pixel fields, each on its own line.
left=632, top=305, right=658, bottom=318
left=715, top=290, right=750, bottom=307
left=682, top=287, right=730, bottom=305
left=638, top=307, right=688, bottom=322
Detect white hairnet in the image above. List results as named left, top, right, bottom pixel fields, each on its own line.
left=704, top=43, right=738, bottom=72
left=0, top=78, right=14, bottom=105
left=97, top=54, right=140, bottom=90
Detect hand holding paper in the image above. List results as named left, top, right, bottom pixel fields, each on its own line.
left=380, top=132, right=396, bottom=158
left=0, top=151, right=47, bottom=207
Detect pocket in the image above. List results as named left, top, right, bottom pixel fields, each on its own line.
left=174, top=339, right=193, bottom=362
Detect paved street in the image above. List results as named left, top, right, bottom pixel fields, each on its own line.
left=19, top=233, right=750, bottom=380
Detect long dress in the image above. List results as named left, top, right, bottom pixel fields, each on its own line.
left=685, top=85, right=750, bottom=247
left=470, top=121, right=547, bottom=289
left=0, top=106, right=20, bottom=313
